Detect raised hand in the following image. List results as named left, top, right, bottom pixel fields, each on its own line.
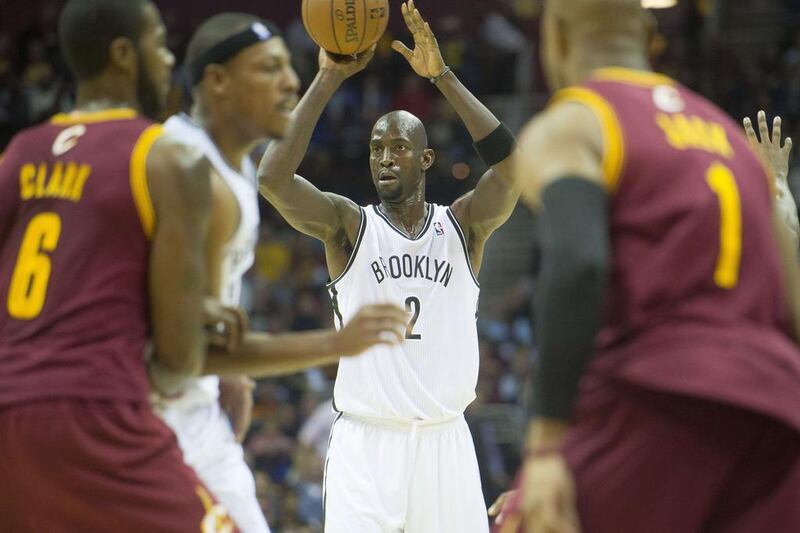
left=743, top=110, right=793, bottom=181
left=333, top=304, right=408, bottom=356
left=319, top=44, right=376, bottom=80
left=391, top=0, right=447, bottom=79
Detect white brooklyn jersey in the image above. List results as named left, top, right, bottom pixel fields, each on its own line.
left=161, top=114, right=260, bottom=408
left=328, top=203, right=480, bottom=421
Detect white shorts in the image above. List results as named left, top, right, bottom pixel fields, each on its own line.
left=323, top=413, right=489, bottom=533
left=157, top=400, right=270, bottom=533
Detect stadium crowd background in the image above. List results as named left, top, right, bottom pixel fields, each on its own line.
left=1, top=0, right=799, bottom=530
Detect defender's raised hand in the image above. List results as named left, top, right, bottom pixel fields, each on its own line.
left=743, top=111, right=793, bottom=181
left=391, top=0, right=447, bottom=80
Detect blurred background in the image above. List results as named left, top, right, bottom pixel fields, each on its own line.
left=2, top=0, right=800, bottom=531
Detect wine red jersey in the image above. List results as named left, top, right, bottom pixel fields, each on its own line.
left=555, top=68, right=800, bottom=429
left=0, top=108, right=162, bottom=407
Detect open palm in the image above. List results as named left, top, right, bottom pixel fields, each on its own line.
left=391, top=0, right=446, bottom=79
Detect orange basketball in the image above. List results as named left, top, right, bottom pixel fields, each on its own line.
left=302, top=0, right=390, bottom=55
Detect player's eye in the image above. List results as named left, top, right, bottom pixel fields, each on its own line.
left=371, top=146, right=382, bottom=155
left=396, top=145, right=407, bottom=152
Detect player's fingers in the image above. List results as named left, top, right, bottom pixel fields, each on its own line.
left=498, top=511, right=522, bottom=533
left=758, top=110, right=770, bottom=146
left=423, top=22, right=437, bottom=44
left=401, top=2, right=414, bottom=31
left=412, top=8, right=426, bottom=34
left=773, top=116, right=782, bottom=148
left=743, top=117, right=759, bottom=146
left=391, top=41, right=414, bottom=61
left=784, top=136, right=793, bottom=157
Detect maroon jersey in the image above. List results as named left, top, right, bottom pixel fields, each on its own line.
left=553, top=68, right=800, bottom=430
left=0, top=108, right=163, bottom=407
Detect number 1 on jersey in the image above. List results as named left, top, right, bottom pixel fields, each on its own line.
left=405, top=296, right=421, bottom=340
left=705, top=162, right=741, bottom=289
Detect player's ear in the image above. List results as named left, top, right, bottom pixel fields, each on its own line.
left=108, top=37, right=138, bottom=77
left=421, top=148, right=435, bottom=171
left=202, top=64, right=231, bottom=98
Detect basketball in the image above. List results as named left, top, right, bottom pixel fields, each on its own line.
left=302, top=0, right=389, bottom=55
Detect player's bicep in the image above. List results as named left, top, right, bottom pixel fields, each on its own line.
left=259, top=173, right=354, bottom=241
left=514, top=103, right=605, bottom=210
left=146, top=138, right=211, bottom=375
left=457, top=167, right=520, bottom=238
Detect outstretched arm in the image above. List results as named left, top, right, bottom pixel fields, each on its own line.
left=204, top=304, right=408, bottom=378
left=258, top=49, right=373, bottom=245
left=499, top=101, right=610, bottom=533
left=393, top=0, right=519, bottom=251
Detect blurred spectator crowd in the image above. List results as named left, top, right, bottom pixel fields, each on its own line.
left=2, top=0, right=800, bottom=530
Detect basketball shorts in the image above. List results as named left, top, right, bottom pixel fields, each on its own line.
left=496, top=380, right=800, bottom=533
left=324, top=412, right=489, bottom=533
left=158, top=398, right=270, bottom=533
left=0, top=399, right=238, bottom=533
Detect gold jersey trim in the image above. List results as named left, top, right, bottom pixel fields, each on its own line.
left=550, top=87, right=626, bottom=192
left=130, top=124, right=163, bottom=238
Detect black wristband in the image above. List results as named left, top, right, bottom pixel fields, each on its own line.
left=533, top=177, right=609, bottom=420
left=473, top=122, right=516, bottom=167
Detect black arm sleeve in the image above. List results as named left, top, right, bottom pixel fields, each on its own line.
left=533, top=177, right=610, bottom=420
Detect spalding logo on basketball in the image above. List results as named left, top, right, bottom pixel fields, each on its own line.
left=302, top=0, right=390, bottom=55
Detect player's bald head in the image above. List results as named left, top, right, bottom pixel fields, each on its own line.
left=541, top=0, right=649, bottom=89
left=545, top=0, right=646, bottom=41
left=373, top=110, right=428, bottom=149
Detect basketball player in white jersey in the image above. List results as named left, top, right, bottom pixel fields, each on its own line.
left=259, top=2, right=519, bottom=531
left=153, top=14, right=406, bottom=533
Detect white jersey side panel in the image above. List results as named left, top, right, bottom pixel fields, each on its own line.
left=329, top=204, right=480, bottom=421
left=160, top=114, right=260, bottom=408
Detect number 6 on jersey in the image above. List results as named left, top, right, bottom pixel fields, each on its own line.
left=7, top=212, right=62, bottom=319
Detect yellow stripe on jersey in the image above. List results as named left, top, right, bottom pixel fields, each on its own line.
left=591, top=67, right=675, bottom=88
left=550, top=87, right=626, bottom=192
left=130, top=124, right=163, bottom=239
left=51, top=108, right=137, bottom=125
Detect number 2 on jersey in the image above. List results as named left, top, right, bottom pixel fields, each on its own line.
left=705, top=162, right=741, bottom=289
left=405, top=296, right=421, bottom=340
left=7, top=212, right=62, bottom=319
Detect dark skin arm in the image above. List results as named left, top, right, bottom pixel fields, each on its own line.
left=204, top=303, right=408, bottom=377
left=146, top=135, right=212, bottom=396
left=393, top=0, right=519, bottom=275
left=493, top=101, right=606, bottom=533
left=257, top=48, right=373, bottom=279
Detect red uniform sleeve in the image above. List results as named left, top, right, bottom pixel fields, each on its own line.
left=0, top=139, right=21, bottom=247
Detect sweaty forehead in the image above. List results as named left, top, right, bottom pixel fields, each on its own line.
left=371, top=112, right=427, bottom=146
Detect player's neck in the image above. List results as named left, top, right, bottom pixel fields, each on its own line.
left=73, top=79, right=139, bottom=114
left=191, top=108, right=256, bottom=174
left=572, top=47, right=651, bottom=83
left=378, top=197, right=428, bottom=238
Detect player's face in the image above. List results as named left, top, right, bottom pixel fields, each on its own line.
left=225, top=38, right=300, bottom=140
left=135, top=3, right=174, bottom=119
left=369, top=120, right=432, bottom=203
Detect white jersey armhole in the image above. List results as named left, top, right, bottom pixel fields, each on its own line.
left=445, top=207, right=480, bottom=288
left=326, top=206, right=367, bottom=288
